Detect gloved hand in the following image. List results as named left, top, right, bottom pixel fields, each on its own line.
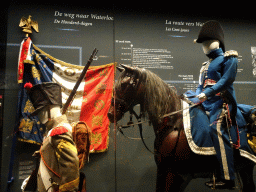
left=197, top=93, right=207, bottom=102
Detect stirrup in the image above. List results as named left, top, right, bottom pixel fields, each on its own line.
left=212, top=172, right=216, bottom=190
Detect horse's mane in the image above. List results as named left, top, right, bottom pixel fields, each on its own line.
left=138, top=68, right=181, bottom=124
left=117, top=67, right=181, bottom=125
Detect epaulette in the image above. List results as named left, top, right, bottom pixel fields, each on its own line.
left=224, top=50, right=238, bottom=57
left=202, top=61, right=208, bottom=66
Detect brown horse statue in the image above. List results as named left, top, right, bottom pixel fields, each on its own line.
left=108, top=64, right=256, bottom=192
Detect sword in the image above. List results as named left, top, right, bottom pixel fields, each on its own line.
left=62, top=48, right=98, bottom=115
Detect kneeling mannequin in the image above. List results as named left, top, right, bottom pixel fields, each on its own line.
left=26, top=82, right=80, bottom=192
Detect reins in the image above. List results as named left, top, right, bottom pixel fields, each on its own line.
left=117, top=101, right=200, bottom=129
left=117, top=101, right=201, bottom=155
left=114, top=67, right=201, bottom=154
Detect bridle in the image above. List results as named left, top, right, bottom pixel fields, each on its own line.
left=112, top=69, right=143, bottom=120
left=113, top=66, right=200, bottom=155
left=113, top=68, right=157, bottom=154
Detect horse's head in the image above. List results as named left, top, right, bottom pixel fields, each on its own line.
left=108, top=64, right=144, bottom=123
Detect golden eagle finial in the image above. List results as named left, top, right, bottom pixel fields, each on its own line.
left=19, top=15, right=39, bottom=37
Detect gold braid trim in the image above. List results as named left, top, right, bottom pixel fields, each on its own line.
left=17, top=137, right=41, bottom=145
left=23, top=59, right=35, bottom=65
left=224, top=50, right=239, bottom=57
left=247, top=134, right=256, bottom=153
left=32, top=44, right=116, bottom=69
left=59, top=177, right=79, bottom=192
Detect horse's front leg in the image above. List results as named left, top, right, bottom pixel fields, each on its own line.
left=156, top=164, right=177, bottom=192
left=155, top=153, right=176, bottom=192
left=156, top=163, right=192, bottom=192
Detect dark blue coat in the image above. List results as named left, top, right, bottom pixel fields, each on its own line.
left=189, top=48, right=248, bottom=127
left=198, top=48, right=236, bottom=100
left=184, top=48, right=256, bottom=170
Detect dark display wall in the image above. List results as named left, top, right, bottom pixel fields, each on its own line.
left=2, top=2, right=256, bottom=191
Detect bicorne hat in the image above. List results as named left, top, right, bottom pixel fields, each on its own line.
left=25, top=82, right=62, bottom=116
left=195, top=20, right=225, bottom=52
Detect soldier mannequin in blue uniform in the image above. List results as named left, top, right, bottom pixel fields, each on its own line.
left=186, top=20, right=243, bottom=189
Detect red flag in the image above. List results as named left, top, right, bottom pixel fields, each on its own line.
left=19, top=43, right=115, bottom=152
left=79, top=64, right=115, bottom=152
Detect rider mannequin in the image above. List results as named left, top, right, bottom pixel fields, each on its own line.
left=187, top=21, right=239, bottom=189
left=197, top=40, right=220, bottom=102
left=188, top=21, right=256, bottom=190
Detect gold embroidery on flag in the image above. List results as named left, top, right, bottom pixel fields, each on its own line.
left=94, top=100, right=105, bottom=110
left=92, top=115, right=103, bottom=127
left=99, top=69, right=108, bottom=77
left=24, top=100, right=35, bottom=113
left=86, top=72, right=95, bottom=81
left=91, top=132, right=102, bottom=145
left=19, top=119, right=33, bottom=133
left=96, top=83, right=107, bottom=94
left=35, top=53, right=42, bottom=63
left=82, top=98, right=87, bottom=103
left=32, top=66, right=41, bottom=81
left=23, top=60, right=35, bottom=65
left=64, top=68, right=76, bottom=76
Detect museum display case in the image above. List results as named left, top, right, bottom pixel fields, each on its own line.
left=1, top=1, right=256, bottom=191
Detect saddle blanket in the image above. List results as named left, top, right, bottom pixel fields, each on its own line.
left=182, top=101, right=256, bottom=163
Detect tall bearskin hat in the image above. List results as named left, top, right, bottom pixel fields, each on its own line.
left=195, top=20, right=225, bottom=52
left=25, top=82, right=62, bottom=116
